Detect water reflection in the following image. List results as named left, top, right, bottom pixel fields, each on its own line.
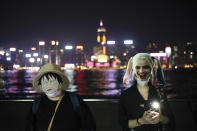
left=0, top=70, right=39, bottom=99
left=164, top=69, right=197, bottom=99
left=0, top=69, right=197, bottom=100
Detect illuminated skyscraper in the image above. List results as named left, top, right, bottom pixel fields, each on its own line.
left=75, top=45, right=85, bottom=67
left=97, top=20, right=107, bottom=55
left=38, top=41, right=45, bottom=65
left=49, top=41, right=60, bottom=65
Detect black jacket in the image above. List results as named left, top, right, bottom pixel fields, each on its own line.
left=118, top=83, right=175, bottom=131
left=25, top=91, right=96, bottom=131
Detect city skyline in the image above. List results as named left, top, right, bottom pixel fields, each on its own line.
left=0, top=0, right=196, bottom=50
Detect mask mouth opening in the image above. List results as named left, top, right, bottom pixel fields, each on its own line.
left=137, top=73, right=149, bottom=81
left=47, top=89, right=53, bottom=92
left=45, top=89, right=62, bottom=98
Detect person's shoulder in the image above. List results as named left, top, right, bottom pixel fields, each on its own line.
left=64, top=91, right=78, bottom=97
left=63, top=91, right=74, bottom=100
left=64, top=91, right=83, bottom=101
left=121, top=85, right=136, bottom=97
left=119, top=85, right=137, bottom=105
left=63, top=90, right=70, bottom=96
left=34, top=94, right=44, bottom=101
left=123, top=86, right=136, bottom=92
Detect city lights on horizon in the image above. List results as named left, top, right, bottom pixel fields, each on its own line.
left=64, top=64, right=75, bottom=69
left=44, top=55, right=49, bottom=59
left=9, top=48, right=16, bottom=52
left=13, top=64, right=20, bottom=69
left=150, top=53, right=167, bottom=57
left=39, top=41, right=45, bottom=46
left=37, top=58, right=41, bottom=62
left=51, top=41, right=56, bottom=45
left=6, top=57, right=11, bottom=61
left=76, top=46, right=83, bottom=50
left=124, top=40, right=133, bottom=45
left=0, top=50, right=5, bottom=55
left=33, top=53, right=39, bottom=57
left=60, top=49, right=64, bottom=53
left=5, top=53, right=10, bottom=56
left=65, top=46, right=73, bottom=50
left=0, top=13, right=195, bottom=70
left=18, top=50, right=23, bottom=53
left=165, top=46, right=172, bottom=57
left=0, top=36, right=196, bottom=70
left=25, top=54, right=31, bottom=58
left=29, top=58, right=35, bottom=63
left=51, top=41, right=59, bottom=46
left=31, top=47, right=36, bottom=51
left=107, top=41, right=116, bottom=45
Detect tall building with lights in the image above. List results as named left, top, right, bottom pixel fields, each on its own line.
left=49, top=41, right=60, bottom=65
left=97, top=20, right=107, bottom=55
left=75, top=45, right=85, bottom=67
left=88, top=20, right=110, bottom=68
left=38, top=41, right=46, bottom=65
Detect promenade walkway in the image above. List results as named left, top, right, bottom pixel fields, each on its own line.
left=0, top=99, right=197, bottom=131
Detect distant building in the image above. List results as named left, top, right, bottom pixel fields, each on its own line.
left=60, top=44, right=75, bottom=66
left=38, top=41, right=46, bottom=66
left=97, top=20, right=107, bottom=55
left=174, top=42, right=196, bottom=68
left=88, top=20, right=111, bottom=68
left=75, top=45, right=85, bottom=67
left=49, top=41, right=60, bottom=65
left=146, top=41, right=197, bottom=68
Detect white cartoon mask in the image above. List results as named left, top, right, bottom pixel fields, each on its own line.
left=41, top=75, right=62, bottom=97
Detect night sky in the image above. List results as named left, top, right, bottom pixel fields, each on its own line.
left=0, top=0, right=196, bottom=50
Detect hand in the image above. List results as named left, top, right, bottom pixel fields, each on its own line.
left=141, top=110, right=160, bottom=125
left=123, top=75, right=130, bottom=86
left=148, top=110, right=160, bottom=124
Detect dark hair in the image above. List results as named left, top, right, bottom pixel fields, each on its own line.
left=38, top=72, right=63, bottom=85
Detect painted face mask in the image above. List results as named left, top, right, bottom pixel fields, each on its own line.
left=41, top=75, right=62, bottom=97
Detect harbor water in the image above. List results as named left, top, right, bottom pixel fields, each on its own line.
left=0, top=68, right=197, bottom=100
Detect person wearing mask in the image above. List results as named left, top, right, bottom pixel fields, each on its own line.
left=119, top=53, right=175, bottom=131
left=25, top=63, right=96, bottom=131
left=123, top=56, right=166, bottom=87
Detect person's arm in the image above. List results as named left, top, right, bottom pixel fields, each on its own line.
left=128, top=119, right=142, bottom=128
left=118, top=92, right=151, bottom=130
left=160, top=96, right=176, bottom=130
left=128, top=110, right=161, bottom=128
left=123, top=57, right=132, bottom=86
left=118, top=94, right=131, bottom=131
left=160, top=114, right=169, bottom=124
left=25, top=105, right=37, bottom=131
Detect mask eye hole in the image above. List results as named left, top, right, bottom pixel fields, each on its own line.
left=136, top=66, right=140, bottom=69
left=143, top=65, right=150, bottom=70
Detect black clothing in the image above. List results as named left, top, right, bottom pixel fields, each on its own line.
left=26, top=91, right=96, bottom=131
left=119, top=83, right=175, bottom=131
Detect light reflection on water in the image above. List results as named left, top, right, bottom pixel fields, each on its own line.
left=0, top=69, right=197, bottom=99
